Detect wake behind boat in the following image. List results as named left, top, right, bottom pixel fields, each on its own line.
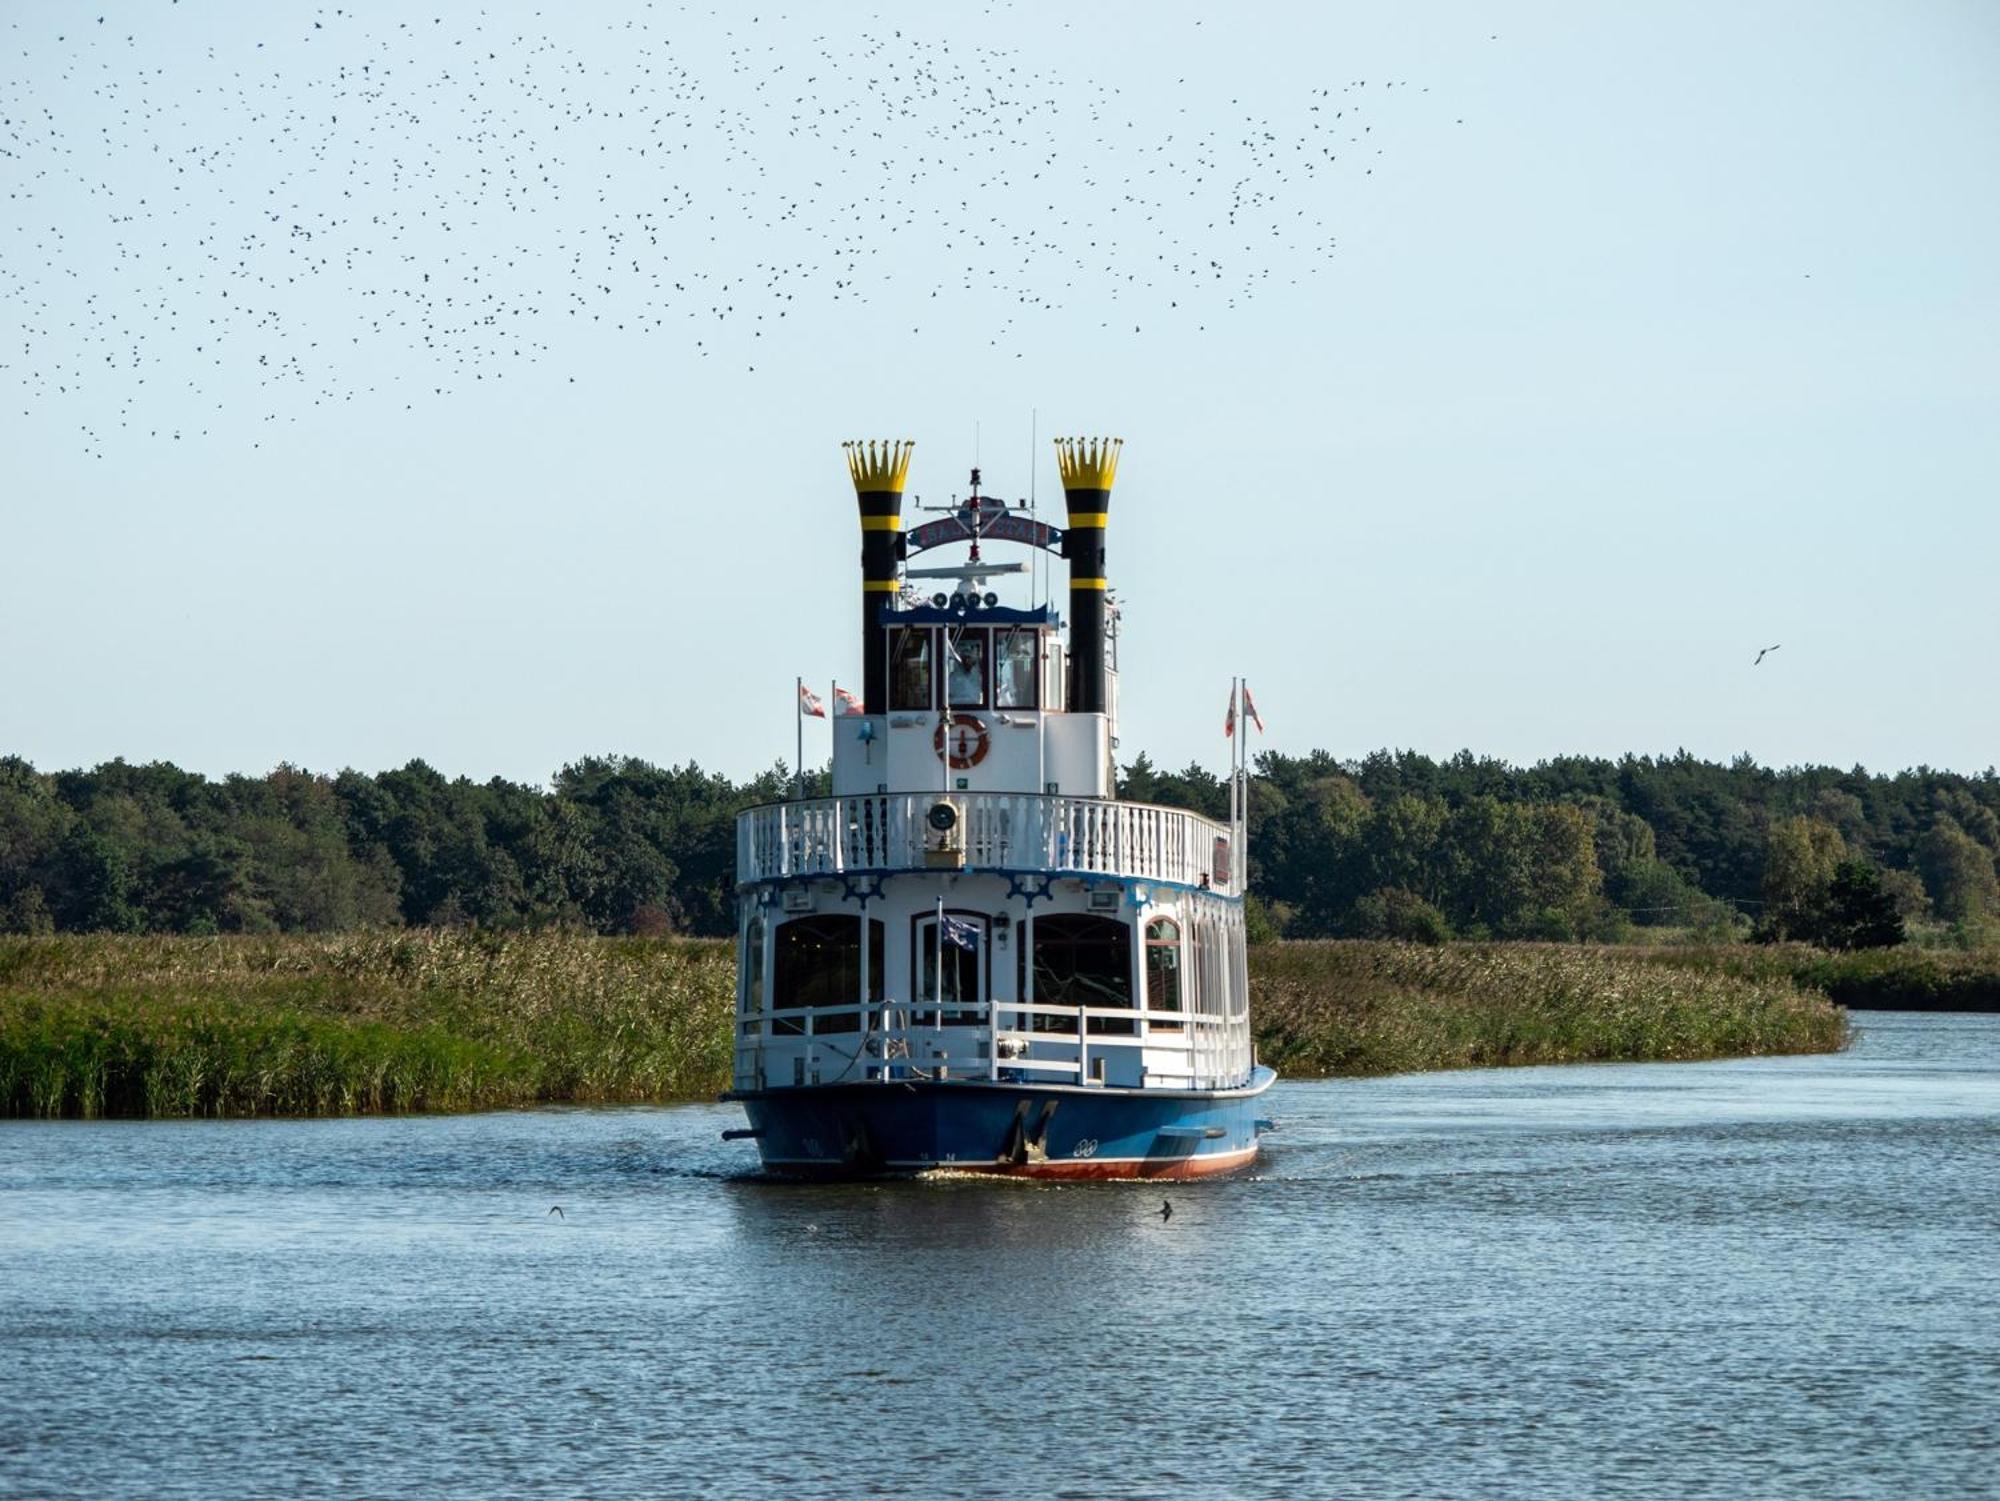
left=722, top=436, right=1274, bottom=1177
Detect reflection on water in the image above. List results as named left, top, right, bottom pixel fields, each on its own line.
left=3, top=1012, right=1997, bottom=1499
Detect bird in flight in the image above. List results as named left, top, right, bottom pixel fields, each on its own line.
left=1159, top=1199, right=1173, bottom=1221
left=1753, top=644, right=1782, bottom=666
left=548, top=1205, right=564, bottom=1218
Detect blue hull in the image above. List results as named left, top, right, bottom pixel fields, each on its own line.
left=723, top=1066, right=1277, bottom=1179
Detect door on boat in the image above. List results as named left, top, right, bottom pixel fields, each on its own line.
left=915, top=912, right=986, bottom=1027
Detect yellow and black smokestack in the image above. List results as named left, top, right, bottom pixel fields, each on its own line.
left=844, top=439, right=914, bottom=714
left=1056, top=437, right=1122, bottom=715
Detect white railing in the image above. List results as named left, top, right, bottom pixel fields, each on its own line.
left=731, top=1002, right=1254, bottom=1094
left=737, top=792, right=1237, bottom=895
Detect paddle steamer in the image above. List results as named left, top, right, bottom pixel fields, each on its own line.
left=722, top=437, right=1274, bottom=1177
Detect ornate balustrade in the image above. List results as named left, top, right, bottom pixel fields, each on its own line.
left=737, top=792, right=1238, bottom=896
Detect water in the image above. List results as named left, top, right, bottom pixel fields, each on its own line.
left=4, top=1011, right=1997, bottom=1500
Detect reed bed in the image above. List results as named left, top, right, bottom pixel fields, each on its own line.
left=1250, top=942, right=1848, bottom=1077
left=1621, top=943, right=2000, bottom=1013
left=0, top=932, right=735, bottom=1118
left=2, top=934, right=1850, bottom=1118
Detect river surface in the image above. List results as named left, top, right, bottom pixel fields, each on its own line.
left=3, top=1010, right=1997, bottom=1500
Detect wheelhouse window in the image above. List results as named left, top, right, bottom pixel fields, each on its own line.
left=891, top=628, right=933, bottom=710
left=773, top=915, right=883, bottom=1035
left=1029, top=913, right=1133, bottom=1035
left=1145, top=917, right=1183, bottom=1032
left=917, top=914, right=983, bottom=1026
left=946, top=628, right=987, bottom=708
left=995, top=627, right=1038, bottom=709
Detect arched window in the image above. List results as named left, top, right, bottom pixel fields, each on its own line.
left=916, top=912, right=985, bottom=1026
left=1145, top=917, right=1183, bottom=1032
left=1029, top=913, right=1133, bottom=1035
left=773, top=915, right=883, bottom=1034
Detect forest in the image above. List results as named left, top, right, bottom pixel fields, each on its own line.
left=2, top=748, right=1996, bottom=950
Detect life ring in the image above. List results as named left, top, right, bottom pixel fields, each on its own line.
left=933, top=713, right=991, bottom=769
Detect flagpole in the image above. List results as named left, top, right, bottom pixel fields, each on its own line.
left=1224, top=680, right=1240, bottom=880
left=795, top=676, right=803, bottom=802
left=1230, top=675, right=1239, bottom=866
left=935, top=894, right=945, bottom=1034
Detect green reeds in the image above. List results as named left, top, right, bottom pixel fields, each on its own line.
left=1624, top=943, right=2000, bottom=1013
left=1250, top=942, right=1849, bottom=1077
left=0, top=931, right=735, bottom=1118
left=0, top=933, right=1854, bottom=1118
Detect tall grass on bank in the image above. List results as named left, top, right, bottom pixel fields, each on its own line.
left=1251, top=942, right=1848, bottom=1077
left=1626, top=944, right=2000, bottom=1013
left=0, top=932, right=735, bottom=1118
left=3, top=934, right=1854, bottom=1119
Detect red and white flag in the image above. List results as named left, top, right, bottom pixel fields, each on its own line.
left=799, top=682, right=826, bottom=718
left=1225, top=683, right=1238, bottom=739
left=833, top=685, right=864, bottom=716
left=1243, top=682, right=1265, bottom=733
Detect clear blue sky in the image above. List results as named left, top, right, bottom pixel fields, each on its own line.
left=4, top=0, right=1996, bottom=786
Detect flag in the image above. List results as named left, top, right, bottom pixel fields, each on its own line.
left=799, top=683, right=826, bottom=718
left=1224, top=683, right=1238, bottom=739
left=1243, top=682, right=1265, bottom=733
left=833, top=685, right=863, bottom=716
left=939, top=914, right=980, bottom=950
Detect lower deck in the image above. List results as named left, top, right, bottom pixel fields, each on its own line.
left=734, top=872, right=1255, bottom=1097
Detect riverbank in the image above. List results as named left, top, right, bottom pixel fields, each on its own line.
left=1251, top=942, right=1847, bottom=1076
left=0, top=933, right=733, bottom=1118
left=1621, top=942, right=2000, bottom=1013
left=2, top=933, right=1850, bottom=1118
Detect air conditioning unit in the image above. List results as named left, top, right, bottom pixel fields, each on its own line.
left=923, top=798, right=965, bottom=869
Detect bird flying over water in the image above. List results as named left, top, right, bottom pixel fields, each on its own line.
left=1159, top=1199, right=1173, bottom=1220
left=1753, top=644, right=1782, bottom=666
left=548, top=1205, right=564, bottom=1218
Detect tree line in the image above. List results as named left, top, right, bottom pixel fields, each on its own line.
left=2, top=749, right=1996, bottom=948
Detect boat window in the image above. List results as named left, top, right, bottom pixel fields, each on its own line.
left=743, top=914, right=765, bottom=1034
left=995, top=628, right=1038, bottom=709
left=1185, top=921, right=1204, bottom=1020
left=917, top=914, right=983, bottom=1026
left=946, top=628, right=987, bottom=708
left=891, top=628, right=934, bottom=710
left=1145, top=917, right=1183, bottom=1031
left=772, top=915, right=882, bottom=1035
left=1198, top=915, right=1222, bottom=1019
left=1030, top=913, right=1133, bottom=1035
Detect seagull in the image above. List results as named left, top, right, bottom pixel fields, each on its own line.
left=1159, top=1199, right=1172, bottom=1221
left=548, top=1206, right=564, bottom=1218
left=1753, top=644, right=1782, bottom=666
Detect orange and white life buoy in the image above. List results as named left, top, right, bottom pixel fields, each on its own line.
left=933, top=713, right=991, bottom=769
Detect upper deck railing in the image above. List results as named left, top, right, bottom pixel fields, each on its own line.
left=737, top=792, right=1238, bottom=896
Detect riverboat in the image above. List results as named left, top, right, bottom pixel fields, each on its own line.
left=721, top=436, right=1275, bottom=1178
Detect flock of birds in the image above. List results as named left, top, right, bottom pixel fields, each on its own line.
left=2, top=4, right=1449, bottom=455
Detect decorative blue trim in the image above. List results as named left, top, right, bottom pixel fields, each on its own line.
left=838, top=872, right=887, bottom=907
left=1005, top=872, right=1057, bottom=908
